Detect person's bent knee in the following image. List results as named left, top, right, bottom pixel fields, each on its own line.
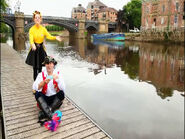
left=56, top=90, right=65, bottom=101
left=35, top=91, right=42, bottom=100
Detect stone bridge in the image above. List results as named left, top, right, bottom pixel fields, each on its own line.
left=1, top=12, right=117, bottom=50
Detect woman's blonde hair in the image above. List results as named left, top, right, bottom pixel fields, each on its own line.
left=33, top=10, right=42, bottom=19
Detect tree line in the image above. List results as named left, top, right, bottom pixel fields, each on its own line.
left=45, top=25, right=64, bottom=31
left=117, top=0, right=142, bottom=32
left=0, top=0, right=8, bottom=33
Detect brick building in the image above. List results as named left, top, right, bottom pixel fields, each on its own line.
left=86, top=0, right=107, bottom=20
left=141, top=0, right=184, bottom=30
left=71, top=0, right=118, bottom=22
left=98, top=7, right=117, bottom=22
left=71, top=4, right=86, bottom=20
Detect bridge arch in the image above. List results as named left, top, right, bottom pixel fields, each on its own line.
left=0, top=18, right=15, bottom=48
left=0, top=18, right=15, bottom=32
left=44, top=21, right=78, bottom=32
left=85, top=23, right=98, bottom=38
left=24, top=21, right=78, bottom=32
left=85, top=23, right=98, bottom=31
left=24, top=22, right=34, bottom=32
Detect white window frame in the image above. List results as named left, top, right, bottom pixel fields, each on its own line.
left=161, top=17, right=164, bottom=24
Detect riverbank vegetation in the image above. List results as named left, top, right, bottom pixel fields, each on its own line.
left=45, top=25, right=65, bottom=36
left=45, top=25, right=64, bottom=32
left=117, top=0, right=141, bottom=32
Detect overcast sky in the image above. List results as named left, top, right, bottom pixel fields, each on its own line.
left=8, top=0, right=131, bottom=17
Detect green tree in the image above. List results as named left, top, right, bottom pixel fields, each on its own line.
left=0, top=0, right=9, bottom=33
left=123, top=0, right=142, bottom=29
left=45, top=25, right=64, bottom=31
left=0, top=0, right=8, bottom=12
left=0, top=23, right=8, bottom=33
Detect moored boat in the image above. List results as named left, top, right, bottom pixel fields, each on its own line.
left=92, top=33, right=125, bottom=41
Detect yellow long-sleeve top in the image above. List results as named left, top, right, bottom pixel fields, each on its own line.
left=29, top=25, right=56, bottom=45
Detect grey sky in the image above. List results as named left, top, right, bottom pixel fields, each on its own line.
left=8, top=0, right=131, bottom=17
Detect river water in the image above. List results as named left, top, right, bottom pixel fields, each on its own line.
left=5, top=36, right=184, bottom=139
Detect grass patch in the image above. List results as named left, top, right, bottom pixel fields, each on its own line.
left=124, top=33, right=140, bottom=37
left=49, top=31, right=62, bottom=36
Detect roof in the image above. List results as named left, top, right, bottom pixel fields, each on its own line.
left=98, top=7, right=117, bottom=13
left=72, top=4, right=86, bottom=13
left=87, top=0, right=107, bottom=9
left=93, top=0, right=107, bottom=7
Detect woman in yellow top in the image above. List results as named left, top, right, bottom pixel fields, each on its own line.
left=26, top=11, right=62, bottom=80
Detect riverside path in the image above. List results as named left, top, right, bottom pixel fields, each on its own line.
left=0, top=43, right=111, bottom=139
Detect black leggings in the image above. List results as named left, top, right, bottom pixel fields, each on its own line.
left=33, top=67, right=42, bottom=81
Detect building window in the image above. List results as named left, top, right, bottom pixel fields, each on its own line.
left=176, top=2, right=179, bottom=11
left=162, top=5, right=165, bottom=12
left=145, top=7, right=149, bottom=13
left=161, top=17, right=164, bottom=24
left=154, top=18, right=156, bottom=26
left=174, top=15, right=178, bottom=24
left=145, top=18, right=148, bottom=27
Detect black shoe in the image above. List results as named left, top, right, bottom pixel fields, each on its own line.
left=38, top=111, right=47, bottom=120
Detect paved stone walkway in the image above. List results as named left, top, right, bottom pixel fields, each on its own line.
left=1, top=43, right=111, bottom=139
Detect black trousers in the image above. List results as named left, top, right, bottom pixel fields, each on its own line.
left=25, top=43, right=47, bottom=80
left=35, top=90, right=65, bottom=107
left=33, top=67, right=42, bottom=81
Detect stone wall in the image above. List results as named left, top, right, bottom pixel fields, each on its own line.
left=140, top=27, right=184, bottom=43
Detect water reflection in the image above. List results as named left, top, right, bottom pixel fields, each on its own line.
left=139, top=43, right=184, bottom=97
left=67, top=39, right=184, bottom=98
left=68, top=39, right=127, bottom=74
left=93, top=39, right=125, bottom=49
left=115, top=46, right=139, bottom=80
left=62, top=39, right=184, bottom=139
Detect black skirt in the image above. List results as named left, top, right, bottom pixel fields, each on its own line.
left=25, top=43, right=47, bottom=69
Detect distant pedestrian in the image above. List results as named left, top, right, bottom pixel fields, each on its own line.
left=25, top=10, right=62, bottom=80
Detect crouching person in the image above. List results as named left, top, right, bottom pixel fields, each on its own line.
left=33, top=56, right=65, bottom=121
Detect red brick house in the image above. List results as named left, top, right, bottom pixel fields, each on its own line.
left=86, top=0, right=107, bottom=21
left=141, top=0, right=184, bottom=30
left=71, top=0, right=118, bottom=22
left=98, top=7, right=117, bottom=22
left=71, top=4, right=86, bottom=20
